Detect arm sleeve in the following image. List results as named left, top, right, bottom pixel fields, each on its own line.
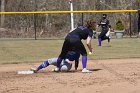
left=107, top=20, right=109, bottom=25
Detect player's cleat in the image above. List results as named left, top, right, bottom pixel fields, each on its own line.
left=30, top=67, right=37, bottom=73
left=82, top=68, right=92, bottom=73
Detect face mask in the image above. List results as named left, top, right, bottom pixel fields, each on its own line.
left=103, top=16, right=106, bottom=19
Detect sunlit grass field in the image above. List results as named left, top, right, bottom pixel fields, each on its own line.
left=0, top=38, right=140, bottom=64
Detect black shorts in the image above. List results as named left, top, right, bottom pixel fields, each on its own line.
left=98, top=31, right=107, bottom=38
left=58, top=35, right=87, bottom=59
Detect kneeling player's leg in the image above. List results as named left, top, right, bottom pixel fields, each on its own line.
left=98, top=30, right=108, bottom=46
left=102, top=35, right=110, bottom=42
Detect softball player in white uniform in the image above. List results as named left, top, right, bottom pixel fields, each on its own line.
left=31, top=51, right=80, bottom=73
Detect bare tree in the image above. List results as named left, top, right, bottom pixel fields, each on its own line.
left=0, top=0, right=139, bottom=38
left=0, top=0, right=5, bottom=27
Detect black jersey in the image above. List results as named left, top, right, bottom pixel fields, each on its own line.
left=98, top=19, right=109, bottom=31
left=68, top=26, right=93, bottom=40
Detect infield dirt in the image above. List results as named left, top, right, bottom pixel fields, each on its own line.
left=0, top=58, right=140, bottom=93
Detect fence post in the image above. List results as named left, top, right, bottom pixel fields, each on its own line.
left=129, top=12, right=132, bottom=38
left=81, top=13, right=84, bottom=25
left=34, top=0, right=37, bottom=40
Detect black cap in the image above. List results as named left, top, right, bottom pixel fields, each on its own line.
left=103, top=14, right=107, bottom=17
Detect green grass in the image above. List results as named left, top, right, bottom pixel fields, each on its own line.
left=0, top=38, right=140, bottom=64
left=93, top=38, right=140, bottom=59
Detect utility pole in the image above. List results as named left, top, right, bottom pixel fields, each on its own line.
left=69, top=0, right=74, bottom=30
left=129, top=12, right=132, bottom=37
left=34, top=0, right=37, bottom=40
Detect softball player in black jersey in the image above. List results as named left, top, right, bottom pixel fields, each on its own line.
left=55, top=20, right=96, bottom=73
left=97, top=14, right=111, bottom=46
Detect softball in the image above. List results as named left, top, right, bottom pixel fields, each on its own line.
left=88, top=52, right=93, bottom=55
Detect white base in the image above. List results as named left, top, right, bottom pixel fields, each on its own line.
left=17, top=70, right=34, bottom=74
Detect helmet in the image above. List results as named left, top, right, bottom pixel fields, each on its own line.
left=60, top=62, right=72, bottom=71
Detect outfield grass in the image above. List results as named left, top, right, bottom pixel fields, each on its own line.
left=0, top=38, right=140, bottom=64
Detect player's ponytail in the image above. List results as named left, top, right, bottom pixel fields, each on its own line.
left=86, top=19, right=96, bottom=30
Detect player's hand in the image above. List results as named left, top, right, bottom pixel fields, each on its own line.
left=65, top=59, right=73, bottom=64
left=67, top=61, right=73, bottom=64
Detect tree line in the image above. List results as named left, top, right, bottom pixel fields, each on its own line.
left=0, top=0, right=139, bottom=38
